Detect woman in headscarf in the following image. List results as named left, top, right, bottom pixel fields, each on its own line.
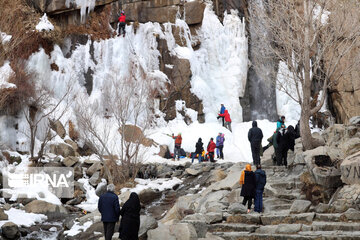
left=239, top=164, right=256, bottom=213
left=119, top=192, right=141, bottom=240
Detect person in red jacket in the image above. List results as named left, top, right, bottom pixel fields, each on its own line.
left=218, top=109, right=232, bottom=132
left=207, top=138, right=216, bottom=162
left=118, top=11, right=126, bottom=37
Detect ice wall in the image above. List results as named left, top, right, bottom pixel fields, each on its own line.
left=190, top=6, right=248, bottom=122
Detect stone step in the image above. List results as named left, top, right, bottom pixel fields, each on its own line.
left=269, top=181, right=304, bottom=190
left=264, top=203, right=293, bottom=212
left=207, top=223, right=258, bottom=233
left=311, top=221, right=360, bottom=231
left=212, top=231, right=319, bottom=240
left=298, top=231, right=360, bottom=239
left=260, top=213, right=315, bottom=225
left=314, top=213, right=344, bottom=222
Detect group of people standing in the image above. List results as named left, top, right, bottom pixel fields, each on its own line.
left=191, top=133, right=225, bottom=163
left=240, top=164, right=267, bottom=213
left=98, top=184, right=140, bottom=240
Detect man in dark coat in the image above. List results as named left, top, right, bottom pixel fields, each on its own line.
left=254, top=165, right=266, bottom=213
left=119, top=192, right=141, bottom=240
left=98, top=184, right=120, bottom=240
left=248, top=121, right=263, bottom=165
left=276, top=126, right=289, bottom=166
left=295, top=121, right=301, bottom=139
left=287, top=125, right=296, bottom=152
left=192, top=138, right=204, bottom=163
left=240, top=164, right=256, bottom=213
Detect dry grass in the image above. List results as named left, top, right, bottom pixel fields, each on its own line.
left=0, top=61, right=35, bottom=115
left=64, top=5, right=114, bottom=41
left=0, top=0, right=63, bottom=62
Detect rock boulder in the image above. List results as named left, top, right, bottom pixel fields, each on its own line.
left=341, top=151, right=360, bottom=185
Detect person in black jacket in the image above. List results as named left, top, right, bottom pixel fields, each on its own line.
left=254, top=165, right=266, bottom=213
left=119, top=192, right=141, bottom=240
left=248, top=121, right=263, bottom=165
left=287, top=125, right=296, bottom=152
left=98, top=184, right=120, bottom=240
left=240, top=164, right=256, bottom=213
left=192, top=138, right=204, bottom=163
left=276, top=126, right=289, bottom=166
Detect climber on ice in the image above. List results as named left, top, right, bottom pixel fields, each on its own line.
left=118, top=10, right=126, bottom=37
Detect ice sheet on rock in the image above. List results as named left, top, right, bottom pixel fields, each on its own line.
left=121, top=177, right=183, bottom=194
left=0, top=32, right=12, bottom=44
left=0, top=62, right=16, bottom=89
left=0, top=208, right=47, bottom=227
left=76, top=178, right=99, bottom=212
left=36, top=14, right=54, bottom=32
left=64, top=220, right=93, bottom=236
left=189, top=7, right=248, bottom=122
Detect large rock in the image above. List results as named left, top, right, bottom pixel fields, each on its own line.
left=50, top=143, right=75, bottom=157
left=184, top=1, right=206, bottom=25
left=0, top=208, right=8, bottom=220
left=341, top=151, right=360, bottom=184
left=341, top=138, right=360, bottom=157
left=86, top=162, right=102, bottom=176
left=169, top=223, right=197, bottom=240
left=25, top=200, right=67, bottom=219
left=147, top=224, right=175, bottom=240
left=62, top=156, right=79, bottom=167
left=290, top=200, right=312, bottom=214
left=122, top=124, right=154, bottom=147
left=1, top=222, right=19, bottom=240
left=138, top=188, right=162, bottom=205
left=50, top=120, right=66, bottom=138
left=185, top=168, right=202, bottom=176
left=139, top=215, right=158, bottom=239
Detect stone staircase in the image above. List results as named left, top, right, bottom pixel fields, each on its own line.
left=203, top=165, right=360, bottom=240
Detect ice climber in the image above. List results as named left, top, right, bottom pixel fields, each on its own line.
left=192, top=138, right=204, bottom=163
left=218, top=109, right=232, bottom=132
left=118, top=192, right=141, bottom=240
left=98, top=184, right=120, bottom=240
left=207, top=138, right=216, bottom=162
left=240, top=164, right=256, bottom=213
left=217, top=104, right=226, bottom=126
left=254, top=164, right=266, bottom=213
left=248, top=121, right=263, bottom=165
left=118, top=10, right=126, bottom=37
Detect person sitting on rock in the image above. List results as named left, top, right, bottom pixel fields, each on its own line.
left=98, top=184, right=120, bottom=240
left=192, top=138, right=204, bottom=163
left=240, top=164, right=256, bottom=213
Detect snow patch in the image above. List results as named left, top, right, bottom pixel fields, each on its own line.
left=76, top=178, right=99, bottom=212
left=0, top=32, right=12, bottom=44
left=0, top=208, right=47, bottom=227
left=121, top=177, right=183, bottom=194
left=0, top=62, right=16, bottom=89
left=36, top=14, right=54, bottom=32
left=64, top=220, right=93, bottom=236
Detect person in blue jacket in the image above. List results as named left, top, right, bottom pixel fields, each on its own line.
left=254, top=165, right=267, bottom=213
left=277, top=116, right=286, bottom=129
left=217, top=104, right=226, bottom=127
left=98, top=184, right=120, bottom=240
